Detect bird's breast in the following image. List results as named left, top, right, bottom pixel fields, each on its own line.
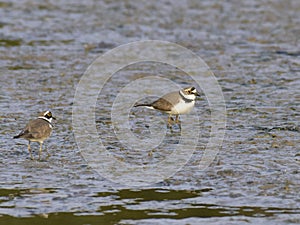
left=171, top=100, right=195, bottom=114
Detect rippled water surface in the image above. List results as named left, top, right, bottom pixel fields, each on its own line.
left=1, top=0, right=300, bottom=224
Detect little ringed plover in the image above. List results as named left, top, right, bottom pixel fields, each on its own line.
left=134, top=86, right=200, bottom=125
left=13, top=110, right=55, bottom=160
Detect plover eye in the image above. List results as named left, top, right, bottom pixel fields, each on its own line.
left=45, top=112, right=52, bottom=118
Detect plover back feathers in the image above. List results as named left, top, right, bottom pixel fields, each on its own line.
left=13, top=118, right=53, bottom=142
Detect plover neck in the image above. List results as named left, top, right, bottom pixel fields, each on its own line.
left=38, top=116, right=53, bottom=124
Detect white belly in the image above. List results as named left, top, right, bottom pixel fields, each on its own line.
left=170, top=100, right=195, bottom=115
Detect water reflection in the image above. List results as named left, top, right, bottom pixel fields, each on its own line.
left=1, top=188, right=299, bottom=225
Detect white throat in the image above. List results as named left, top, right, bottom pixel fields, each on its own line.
left=179, top=90, right=196, bottom=101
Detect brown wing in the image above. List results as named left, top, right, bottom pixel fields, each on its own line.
left=15, top=119, right=51, bottom=140
left=151, top=91, right=179, bottom=112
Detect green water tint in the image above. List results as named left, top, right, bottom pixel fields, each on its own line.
left=0, top=188, right=299, bottom=224
left=0, top=39, right=22, bottom=47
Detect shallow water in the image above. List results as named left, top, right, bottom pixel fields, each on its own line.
left=1, top=0, right=300, bottom=224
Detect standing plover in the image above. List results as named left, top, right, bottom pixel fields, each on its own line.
left=134, top=87, right=200, bottom=125
left=13, top=111, right=55, bottom=160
